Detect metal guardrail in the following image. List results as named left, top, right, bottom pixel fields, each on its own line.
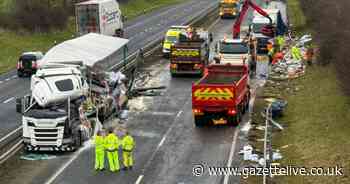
left=0, top=2, right=219, bottom=165
left=109, top=2, right=219, bottom=73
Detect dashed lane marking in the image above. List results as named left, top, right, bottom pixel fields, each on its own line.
left=158, top=136, right=166, bottom=147
left=223, top=124, right=240, bottom=184
left=3, top=97, right=15, bottom=104
left=44, top=141, right=93, bottom=184
left=135, top=175, right=144, bottom=184
left=5, top=78, right=10, bottom=81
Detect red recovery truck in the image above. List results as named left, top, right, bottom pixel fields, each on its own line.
left=169, top=31, right=210, bottom=76
left=192, top=64, right=250, bottom=126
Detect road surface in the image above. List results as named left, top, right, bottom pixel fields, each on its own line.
left=0, top=12, right=269, bottom=184
left=0, top=1, right=270, bottom=183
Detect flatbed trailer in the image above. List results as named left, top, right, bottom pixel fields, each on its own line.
left=192, top=64, right=250, bottom=126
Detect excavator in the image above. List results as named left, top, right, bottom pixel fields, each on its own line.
left=233, top=0, right=274, bottom=38
left=213, top=0, right=274, bottom=75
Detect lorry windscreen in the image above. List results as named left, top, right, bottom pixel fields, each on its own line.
left=253, top=23, right=266, bottom=33
left=220, top=3, right=236, bottom=8
left=220, top=42, right=248, bottom=54
left=166, top=36, right=178, bottom=43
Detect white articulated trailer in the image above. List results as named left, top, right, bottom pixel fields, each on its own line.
left=17, top=33, right=129, bottom=151
left=76, top=0, right=124, bottom=37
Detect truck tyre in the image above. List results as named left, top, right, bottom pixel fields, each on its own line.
left=73, top=130, right=82, bottom=149
left=194, top=116, right=203, bottom=127
left=170, top=72, right=177, bottom=78
left=235, top=106, right=242, bottom=124
left=17, top=71, right=23, bottom=77
left=245, top=97, right=250, bottom=112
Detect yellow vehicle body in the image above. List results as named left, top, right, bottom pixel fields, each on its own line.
left=162, top=25, right=189, bottom=56
left=219, top=0, right=239, bottom=18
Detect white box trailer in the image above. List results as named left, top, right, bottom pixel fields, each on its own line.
left=18, top=33, right=130, bottom=152
left=75, top=0, right=124, bottom=37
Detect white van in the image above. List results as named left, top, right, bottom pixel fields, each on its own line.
left=75, top=0, right=124, bottom=37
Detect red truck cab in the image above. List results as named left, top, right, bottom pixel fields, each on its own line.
left=192, top=64, right=250, bottom=126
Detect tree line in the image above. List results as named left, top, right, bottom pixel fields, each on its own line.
left=0, top=0, right=87, bottom=32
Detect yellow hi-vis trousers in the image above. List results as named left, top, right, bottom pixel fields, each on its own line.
left=95, top=150, right=105, bottom=170
left=107, top=151, right=120, bottom=171
left=123, top=151, right=133, bottom=167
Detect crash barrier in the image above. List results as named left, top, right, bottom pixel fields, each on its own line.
left=109, top=2, right=219, bottom=73
left=0, top=126, right=23, bottom=164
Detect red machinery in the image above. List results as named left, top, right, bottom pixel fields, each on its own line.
left=233, top=0, right=273, bottom=38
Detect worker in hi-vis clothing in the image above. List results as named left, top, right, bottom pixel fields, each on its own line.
left=106, top=129, right=120, bottom=172
left=122, top=131, right=135, bottom=170
left=94, top=130, right=106, bottom=171
left=291, top=46, right=303, bottom=60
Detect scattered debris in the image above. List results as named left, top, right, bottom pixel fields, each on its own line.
left=272, top=150, right=283, bottom=161
left=280, top=145, right=289, bottom=149
left=255, top=126, right=265, bottom=131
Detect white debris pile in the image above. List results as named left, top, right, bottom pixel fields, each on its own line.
left=270, top=34, right=313, bottom=80
left=239, top=144, right=283, bottom=166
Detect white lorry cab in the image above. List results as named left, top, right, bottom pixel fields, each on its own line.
left=214, top=38, right=250, bottom=65
left=213, top=38, right=256, bottom=75
left=75, top=0, right=124, bottom=37
left=18, top=33, right=130, bottom=152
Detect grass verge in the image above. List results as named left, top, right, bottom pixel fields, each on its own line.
left=0, top=0, right=185, bottom=74
left=243, top=0, right=350, bottom=183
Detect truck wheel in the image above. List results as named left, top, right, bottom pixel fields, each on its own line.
left=73, top=131, right=82, bottom=149
left=17, top=71, right=23, bottom=77
left=194, top=116, right=203, bottom=127
left=170, top=73, right=177, bottom=77
left=235, top=106, right=242, bottom=124
left=245, top=97, right=250, bottom=112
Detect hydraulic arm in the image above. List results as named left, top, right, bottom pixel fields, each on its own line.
left=233, top=0, right=272, bottom=38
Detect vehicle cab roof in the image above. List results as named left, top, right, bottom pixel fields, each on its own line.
left=220, top=38, right=244, bottom=43
left=76, top=0, right=113, bottom=5
left=22, top=51, right=43, bottom=58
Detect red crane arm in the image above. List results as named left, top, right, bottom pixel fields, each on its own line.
left=233, top=0, right=272, bottom=38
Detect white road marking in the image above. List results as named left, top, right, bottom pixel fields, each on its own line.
left=44, top=141, right=92, bottom=184
left=0, top=81, right=3, bottom=84
left=0, top=126, right=22, bottom=143
left=224, top=86, right=258, bottom=184
left=158, top=136, right=166, bottom=147
left=176, top=110, right=183, bottom=118
left=3, top=97, right=15, bottom=104
left=151, top=111, right=175, bottom=116
left=5, top=78, right=10, bottom=81
left=135, top=175, right=144, bottom=184
left=223, top=128, right=240, bottom=184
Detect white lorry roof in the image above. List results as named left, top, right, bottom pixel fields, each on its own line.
left=40, top=33, right=129, bottom=69
left=220, top=38, right=244, bottom=43
left=76, top=0, right=113, bottom=5
left=252, top=16, right=270, bottom=24
left=253, top=9, right=279, bottom=23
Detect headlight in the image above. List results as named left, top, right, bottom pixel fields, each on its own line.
left=27, top=121, right=35, bottom=127
left=56, top=121, right=66, bottom=127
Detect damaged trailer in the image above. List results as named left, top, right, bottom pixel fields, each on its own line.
left=17, top=33, right=130, bottom=152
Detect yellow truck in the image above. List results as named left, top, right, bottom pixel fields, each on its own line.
left=219, top=0, right=239, bottom=18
